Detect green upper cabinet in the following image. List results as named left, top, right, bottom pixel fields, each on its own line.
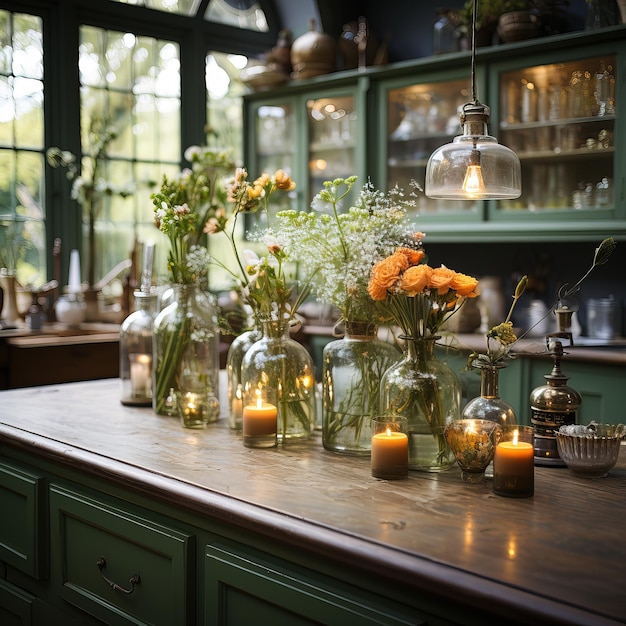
left=244, top=75, right=368, bottom=216
left=488, top=37, right=625, bottom=235
left=243, top=26, right=626, bottom=241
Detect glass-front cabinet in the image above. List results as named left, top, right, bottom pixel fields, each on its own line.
left=244, top=78, right=366, bottom=220
left=243, top=27, right=626, bottom=242
left=382, top=71, right=482, bottom=219
left=492, top=46, right=619, bottom=219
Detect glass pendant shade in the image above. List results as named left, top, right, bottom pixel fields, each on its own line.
left=425, top=103, right=522, bottom=200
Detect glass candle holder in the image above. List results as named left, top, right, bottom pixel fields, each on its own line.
left=242, top=388, right=278, bottom=449
left=371, top=417, right=409, bottom=480
left=493, top=425, right=534, bottom=498
left=178, top=391, right=216, bottom=430
left=444, top=419, right=501, bottom=483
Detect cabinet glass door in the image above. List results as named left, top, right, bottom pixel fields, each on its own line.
left=306, top=95, right=358, bottom=207
left=254, top=103, right=297, bottom=216
left=386, top=78, right=479, bottom=215
left=496, top=54, right=616, bottom=213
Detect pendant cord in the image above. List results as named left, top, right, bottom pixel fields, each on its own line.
left=471, top=0, right=478, bottom=104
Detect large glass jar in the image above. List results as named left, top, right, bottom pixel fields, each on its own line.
left=380, top=336, right=461, bottom=472
left=322, top=321, right=399, bottom=455
left=226, top=323, right=262, bottom=430
left=241, top=318, right=315, bottom=442
left=152, top=284, right=220, bottom=424
left=120, top=290, right=159, bottom=406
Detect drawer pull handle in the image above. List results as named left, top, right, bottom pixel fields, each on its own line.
left=96, top=557, right=140, bottom=594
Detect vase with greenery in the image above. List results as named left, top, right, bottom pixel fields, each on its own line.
left=275, top=177, right=420, bottom=454
left=150, top=146, right=233, bottom=421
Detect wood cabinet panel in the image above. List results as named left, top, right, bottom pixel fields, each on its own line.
left=49, top=484, right=194, bottom=626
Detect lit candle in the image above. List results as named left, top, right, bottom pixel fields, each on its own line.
left=231, top=384, right=243, bottom=423
left=371, top=424, right=409, bottom=480
left=129, top=353, right=152, bottom=398
left=493, top=427, right=534, bottom=497
left=179, top=391, right=208, bottom=429
left=242, top=390, right=277, bottom=448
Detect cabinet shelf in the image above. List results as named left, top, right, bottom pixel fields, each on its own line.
left=500, top=114, right=616, bottom=131
left=516, top=146, right=615, bottom=161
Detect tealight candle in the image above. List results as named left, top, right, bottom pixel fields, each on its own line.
left=371, top=417, right=409, bottom=480
left=178, top=391, right=209, bottom=429
left=493, top=426, right=534, bottom=497
left=129, top=353, right=152, bottom=399
left=243, top=390, right=277, bottom=448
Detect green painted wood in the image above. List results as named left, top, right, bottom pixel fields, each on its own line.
left=205, top=540, right=434, bottom=626
left=0, top=462, right=46, bottom=579
left=0, top=579, right=34, bottom=626
left=244, top=26, right=626, bottom=243
left=49, top=484, right=194, bottom=626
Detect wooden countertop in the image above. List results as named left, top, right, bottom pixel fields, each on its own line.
left=1, top=378, right=625, bottom=625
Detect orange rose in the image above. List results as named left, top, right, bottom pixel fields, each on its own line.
left=429, top=266, right=456, bottom=294
left=400, top=264, right=432, bottom=295
left=274, top=169, right=296, bottom=191
left=367, top=251, right=409, bottom=301
left=397, top=247, right=425, bottom=266
left=450, top=272, right=480, bottom=297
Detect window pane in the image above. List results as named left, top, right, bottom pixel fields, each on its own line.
left=205, top=0, right=268, bottom=32
left=0, top=9, right=45, bottom=283
left=107, top=0, right=202, bottom=17
left=79, top=24, right=181, bottom=284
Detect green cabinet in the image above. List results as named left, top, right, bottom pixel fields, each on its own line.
left=204, top=540, right=434, bottom=626
left=49, top=484, right=194, bottom=626
left=244, top=27, right=626, bottom=242
left=244, top=75, right=369, bottom=214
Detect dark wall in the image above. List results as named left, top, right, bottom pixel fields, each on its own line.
left=313, top=0, right=594, bottom=63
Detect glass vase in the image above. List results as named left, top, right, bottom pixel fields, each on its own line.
left=322, top=321, right=400, bottom=455
left=120, top=290, right=159, bottom=406
left=461, top=363, right=517, bottom=427
left=380, top=336, right=461, bottom=472
left=241, top=318, right=315, bottom=443
left=152, top=284, right=220, bottom=426
left=226, top=323, right=262, bottom=430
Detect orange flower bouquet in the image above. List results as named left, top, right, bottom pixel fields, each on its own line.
left=368, top=246, right=480, bottom=471
left=368, top=246, right=480, bottom=339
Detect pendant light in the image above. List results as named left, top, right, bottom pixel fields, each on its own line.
left=425, top=0, right=522, bottom=200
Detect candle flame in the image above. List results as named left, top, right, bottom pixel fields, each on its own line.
left=513, top=428, right=519, bottom=445
left=385, top=427, right=392, bottom=437
left=255, top=388, right=263, bottom=409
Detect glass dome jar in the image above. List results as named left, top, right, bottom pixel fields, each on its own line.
left=120, top=290, right=159, bottom=406
left=241, top=317, right=315, bottom=443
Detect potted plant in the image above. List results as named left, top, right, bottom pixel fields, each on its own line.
left=457, top=0, right=529, bottom=46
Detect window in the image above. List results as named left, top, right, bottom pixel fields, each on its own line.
left=0, top=0, right=276, bottom=304
left=0, top=9, right=46, bottom=285
left=78, top=25, right=182, bottom=285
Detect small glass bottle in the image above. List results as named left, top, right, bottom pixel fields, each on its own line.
left=529, top=339, right=581, bottom=466
left=120, top=289, right=159, bottom=406
left=120, top=243, right=157, bottom=407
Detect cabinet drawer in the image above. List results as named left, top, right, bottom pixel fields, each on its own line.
left=50, top=485, right=193, bottom=626
left=205, top=540, right=432, bottom=626
left=0, top=461, right=46, bottom=579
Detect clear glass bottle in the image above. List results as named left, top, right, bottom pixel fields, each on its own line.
left=120, top=289, right=159, bottom=406
left=462, top=363, right=517, bottom=427
left=380, top=336, right=461, bottom=472
left=433, top=9, right=459, bottom=55
left=322, top=321, right=399, bottom=455
left=241, top=317, right=316, bottom=443
left=226, top=322, right=262, bottom=430
left=152, top=284, right=221, bottom=424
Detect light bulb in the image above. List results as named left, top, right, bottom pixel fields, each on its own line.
left=462, top=150, right=486, bottom=196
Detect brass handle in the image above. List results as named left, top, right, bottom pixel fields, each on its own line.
left=96, top=557, right=140, bottom=594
